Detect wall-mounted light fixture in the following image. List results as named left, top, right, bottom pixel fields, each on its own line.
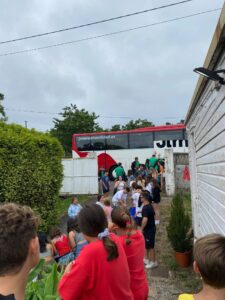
left=193, top=67, right=225, bottom=85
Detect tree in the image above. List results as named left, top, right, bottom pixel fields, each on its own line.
left=0, top=123, right=64, bottom=231
left=0, top=93, right=7, bottom=121
left=122, top=119, right=154, bottom=130
left=50, top=104, right=101, bottom=156
left=111, top=124, right=122, bottom=131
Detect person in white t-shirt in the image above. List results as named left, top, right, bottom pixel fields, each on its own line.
left=96, top=194, right=105, bottom=209
left=112, top=187, right=130, bottom=207
left=131, top=185, right=143, bottom=209
left=130, top=185, right=143, bottom=227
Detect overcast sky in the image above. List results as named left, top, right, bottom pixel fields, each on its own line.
left=0, top=0, right=224, bottom=131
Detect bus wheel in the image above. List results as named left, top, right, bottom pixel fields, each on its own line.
left=109, top=165, right=117, bottom=181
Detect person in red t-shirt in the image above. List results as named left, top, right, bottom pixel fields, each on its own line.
left=111, top=207, right=148, bottom=300
left=50, top=227, right=74, bottom=266
left=58, top=204, right=134, bottom=300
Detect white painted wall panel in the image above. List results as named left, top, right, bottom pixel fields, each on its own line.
left=61, top=158, right=98, bottom=195
left=187, top=51, right=225, bottom=239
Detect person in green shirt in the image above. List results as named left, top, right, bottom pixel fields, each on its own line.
left=114, top=163, right=125, bottom=179
left=149, top=154, right=158, bottom=171
left=131, top=157, right=140, bottom=176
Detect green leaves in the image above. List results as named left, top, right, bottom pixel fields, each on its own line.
left=0, top=122, right=64, bottom=231
left=122, top=119, right=154, bottom=130
left=110, top=119, right=155, bottom=131
left=26, top=261, right=62, bottom=300
left=167, top=194, right=193, bottom=253
left=50, top=104, right=100, bottom=156
left=28, top=259, right=45, bottom=282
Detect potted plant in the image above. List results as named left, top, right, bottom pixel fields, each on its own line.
left=167, top=193, right=193, bottom=267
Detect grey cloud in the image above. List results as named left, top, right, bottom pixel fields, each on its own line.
left=0, top=0, right=224, bottom=130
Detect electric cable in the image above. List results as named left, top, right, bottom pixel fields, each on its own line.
left=0, top=0, right=192, bottom=45
left=0, top=8, right=221, bottom=57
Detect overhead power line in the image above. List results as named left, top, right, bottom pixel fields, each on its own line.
left=5, top=108, right=181, bottom=120
left=0, top=8, right=221, bottom=57
left=0, top=0, right=192, bottom=45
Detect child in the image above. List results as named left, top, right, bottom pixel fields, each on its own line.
left=50, top=227, right=74, bottom=266
left=137, top=175, right=145, bottom=189
left=0, top=203, right=39, bottom=300
left=141, top=190, right=158, bottom=269
left=58, top=204, right=134, bottom=300
left=101, top=171, right=110, bottom=196
left=38, top=232, right=54, bottom=263
left=131, top=185, right=143, bottom=227
left=127, top=169, right=136, bottom=187
left=111, top=207, right=148, bottom=300
left=103, top=198, right=113, bottom=222
left=114, top=176, right=126, bottom=193
left=68, top=197, right=82, bottom=219
left=151, top=178, right=161, bottom=225
left=112, top=187, right=130, bottom=207
left=67, top=218, right=87, bottom=259
left=178, top=234, right=225, bottom=300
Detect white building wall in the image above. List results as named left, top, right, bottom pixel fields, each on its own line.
left=187, top=52, right=225, bottom=238
left=61, top=157, right=98, bottom=195
left=164, top=149, right=175, bottom=196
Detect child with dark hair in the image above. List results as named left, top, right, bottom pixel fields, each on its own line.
left=58, top=204, right=134, bottom=300
left=50, top=227, right=74, bottom=266
left=111, top=207, right=148, bottom=300
left=141, top=191, right=158, bottom=269
left=112, top=187, right=130, bottom=207
left=179, top=234, right=225, bottom=300
left=38, top=233, right=54, bottom=263
left=67, top=218, right=88, bottom=259
left=151, top=178, right=161, bottom=225
left=131, top=185, right=143, bottom=227
left=0, top=203, right=39, bottom=300
left=127, top=169, right=136, bottom=187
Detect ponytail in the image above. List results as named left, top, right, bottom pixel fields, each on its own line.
left=78, top=204, right=119, bottom=261
left=102, top=237, right=119, bottom=261
left=125, top=220, right=132, bottom=246
left=111, top=207, right=133, bottom=246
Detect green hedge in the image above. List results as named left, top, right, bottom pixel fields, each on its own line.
left=0, top=122, right=64, bottom=231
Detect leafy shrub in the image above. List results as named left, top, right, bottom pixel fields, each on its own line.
left=167, top=194, right=193, bottom=252
left=0, top=122, right=64, bottom=231
left=26, top=259, right=63, bottom=300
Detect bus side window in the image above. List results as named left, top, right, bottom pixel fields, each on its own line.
left=154, top=130, right=183, bottom=141
left=129, top=132, right=154, bottom=149
left=91, top=136, right=106, bottom=151
left=76, top=136, right=92, bottom=151
left=106, top=134, right=128, bottom=150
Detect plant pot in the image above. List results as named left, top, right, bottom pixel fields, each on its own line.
left=174, top=250, right=192, bottom=268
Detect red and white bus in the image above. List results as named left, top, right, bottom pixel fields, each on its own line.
left=72, top=124, right=188, bottom=179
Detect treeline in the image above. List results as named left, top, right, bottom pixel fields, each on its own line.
left=50, top=104, right=155, bottom=156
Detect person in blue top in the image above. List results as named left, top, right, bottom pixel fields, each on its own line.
left=68, top=197, right=82, bottom=219
left=101, top=171, right=110, bottom=196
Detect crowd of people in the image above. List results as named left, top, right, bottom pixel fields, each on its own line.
left=0, top=202, right=225, bottom=300
left=0, top=157, right=225, bottom=300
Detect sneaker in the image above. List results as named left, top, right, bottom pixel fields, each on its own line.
left=145, top=261, right=158, bottom=269
left=144, top=258, right=149, bottom=265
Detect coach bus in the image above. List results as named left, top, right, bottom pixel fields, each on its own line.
left=72, top=124, right=188, bottom=179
